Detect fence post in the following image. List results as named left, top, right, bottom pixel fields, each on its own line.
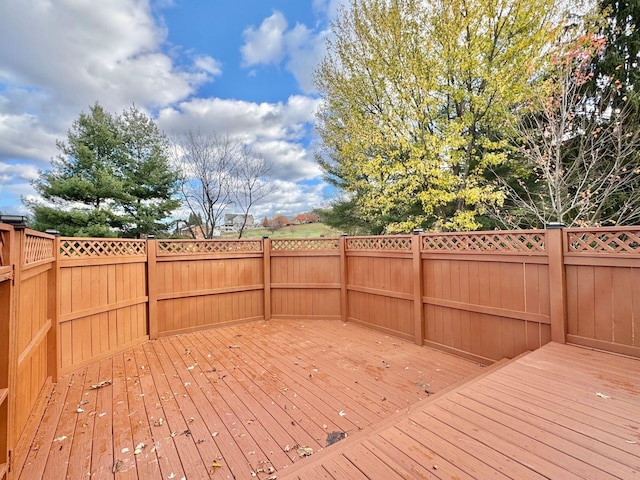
left=47, top=234, right=59, bottom=381
left=147, top=239, right=158, bottom=340
left=7, top=225, right=25, bottom=469
left=547, top=223, right=567, bottom=344
left=412, top=230, right=424, bottom=346
left=263, top=237, right=271, bottom=321
left=339, top=234, right=349, bottom=323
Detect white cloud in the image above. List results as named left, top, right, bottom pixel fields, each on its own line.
left=240, top=10, right=331, bottom=93
left=312, top=0, right=347, bottom=20
left=251, top=180, right=327, bottom=218
left=157, top=95, right=322, bottom=181
left=241, top=12, right=288, bottom=66
left=0, top=0, right=221, bottom=163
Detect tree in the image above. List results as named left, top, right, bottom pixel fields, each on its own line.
left=230, top=147, right=274, bottom=238
left=316, top=0, right=555, bottom=233
left=590, top=0, right=640, bottom=102
left=175, top=132, right=273, bottom=239
left=174, top=132, right=236, bottom=239
left=491, top=26, right=640, bottom=227
left=28, top=103, right=179, bottom=237
left=29, top=103, right=127, bottom=237
left=118, top=106, right=181, bottom=237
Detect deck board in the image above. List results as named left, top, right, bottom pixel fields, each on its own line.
left=18, top=321, right=640, bottom=479
left=282, top=342, right=640, bottom=479
left=18, top=320, right=482, bottom=479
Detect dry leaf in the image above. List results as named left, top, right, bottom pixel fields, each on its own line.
left=296, top=446, right=313, bottom=457
left=90, top=380, right=112, bottom=389
left=209, top=460, right=222, bottom=474
left=134, top=442, right=145, bottom=455
left=228, top=345, right=241, bottom=349
left=338, top=410, right=346, bottom=417
left=596, top=392, right=610, bottom=399
left=112, top=460, right=123, bottom=473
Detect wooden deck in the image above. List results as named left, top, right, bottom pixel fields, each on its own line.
left=16, top=320, right=483, bottom=479
left=281, top=342, right=640, bottom=479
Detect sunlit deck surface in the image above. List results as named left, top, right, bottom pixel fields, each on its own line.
left=18, top=321, right=640, bottom=479
left=282, top=342, right=640, bottom=480
left=17, top=320, right=483, bottom=479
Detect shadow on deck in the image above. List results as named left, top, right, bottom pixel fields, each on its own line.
left=17, top=320, right=640, bottom=479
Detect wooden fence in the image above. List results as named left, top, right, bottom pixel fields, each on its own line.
left=0, top=227, right=56, bottom=479
left=1, top=222, right=639, bottom=478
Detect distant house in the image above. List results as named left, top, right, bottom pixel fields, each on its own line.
left=222, top=214, right=254, bottom=232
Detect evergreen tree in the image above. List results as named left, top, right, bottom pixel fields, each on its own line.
left=28, top=103, right=179, bottom=237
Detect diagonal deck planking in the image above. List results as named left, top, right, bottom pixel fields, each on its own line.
left=17, top=320, right=483, bottom=479
left=280, top=342, right=640, bottom=480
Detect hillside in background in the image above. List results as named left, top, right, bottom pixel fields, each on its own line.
left=223, top=222, right=340, bottom=239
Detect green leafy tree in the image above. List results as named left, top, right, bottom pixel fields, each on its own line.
left=591, top=0, right=640, bottom=101
left=316, top=0, right=555, bottom=233
left=28, top=103, right=179, bottom=237
left=118, top=106, right=181, bottom=237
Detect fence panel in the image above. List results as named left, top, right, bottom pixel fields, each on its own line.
left=11, top=229, right=57, bottom=475
left=421, top=231, right=551, bottom=363
left=152, top=240, right=264, bottom=336
left=269, top=239, right=341, bottom=320
left=565, top=227, right=640, bottom=357
left=0, top=224, right=14, bottom=479
left=345, top=236, right=414, bottom=340
left=57, top=238, right=148, bottom=374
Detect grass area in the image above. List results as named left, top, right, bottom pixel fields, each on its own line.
left=222, top=222, right=340, bottom=239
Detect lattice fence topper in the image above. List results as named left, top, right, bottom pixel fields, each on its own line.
left=346, top=236, right=412, bottom=251
left=567, top=229, right=640, bottom=254
left=422, top=232, right=546, bottom=253
left=0, top=230, right=7, bottom=267
left=157, top=240, right=263, bottom=255
left=59, top=239, right=146, bottom=258
left=24, top=234, right=55, bottom=265
left=270, top=238, right=339, bottom=251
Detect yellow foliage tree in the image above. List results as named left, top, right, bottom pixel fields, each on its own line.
left=316, top=0, right=556, bottom=232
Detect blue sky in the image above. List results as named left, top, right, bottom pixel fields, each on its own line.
left=0, top=0, right=345, bottom=220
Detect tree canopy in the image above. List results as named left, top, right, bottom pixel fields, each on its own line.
left=28, top=103, right=179, bottom=237
left=316, top=0, right=555, bottom=233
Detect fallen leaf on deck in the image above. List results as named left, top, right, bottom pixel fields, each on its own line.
left=90, top=380, right=112, bottom=389
left=53, top=436, right=67, bottom=442
left=596, top=392, right=610, bottom=399
left=112, top=460, right=123, bottom=473
left=186, top=365, right=196, bottom=370
left=326, top=431, right=347, bottom=447
left=121, top=448, right=129, bottom=454
left=76, top=408, right=84, bottom=413
left=209, top=461, right=222, bottom=474
left=296, top=446, right=314, bottom=457
left=184, top=349, right=191, bottom=355
left=267, top=476, right=277, bottom=480
left=153, top=418, right=164, bottom=427
left=228, top=345, right=241, bottom=349
left=338, top=410, right=346, bottom=417
left=283, top=444, right=290, bottom=452
left=382, top=361, right=391, bottom=368
left=211, top=431, right=218, bottom=437
left=134, top=442, right=145, bottom=455
left=625, top=440, right=637, bottom=444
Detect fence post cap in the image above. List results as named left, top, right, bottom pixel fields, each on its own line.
left=546, top=222, right=565, bottom=229
left=412, top=228, right=424, bottom=235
